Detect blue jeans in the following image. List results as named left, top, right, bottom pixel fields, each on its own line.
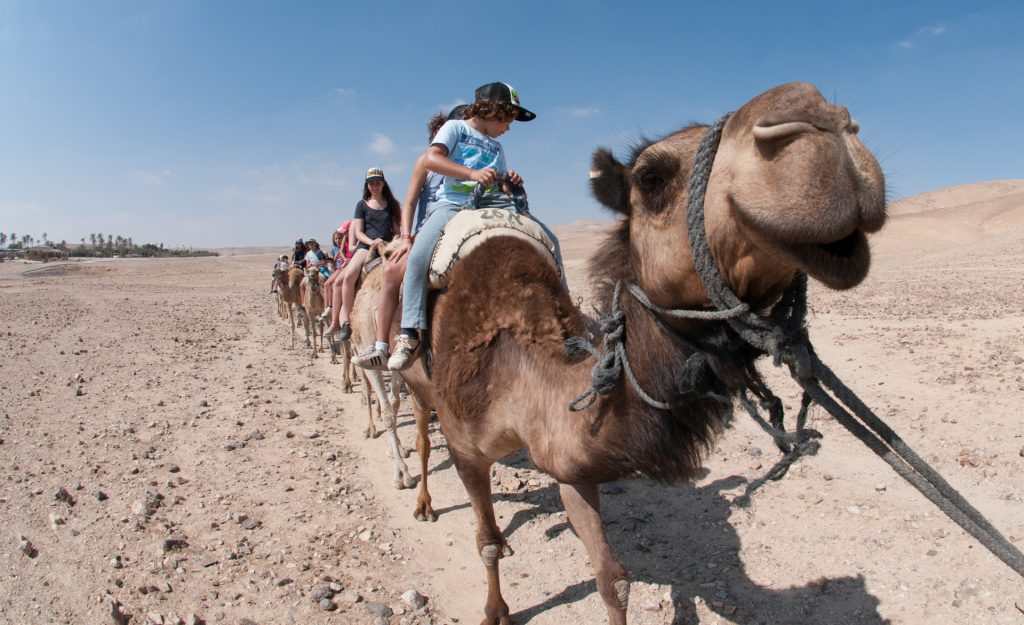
left=400, top=199, right=567, bottom=331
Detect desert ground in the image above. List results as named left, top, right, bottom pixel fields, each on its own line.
left=1, top=180, right=1022, bottom=625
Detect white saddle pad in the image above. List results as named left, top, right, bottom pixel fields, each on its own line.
left=428, top=208, right=559, bottom=289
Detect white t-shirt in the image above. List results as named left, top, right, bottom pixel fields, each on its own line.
left=431, top=120, right=507, bottom=206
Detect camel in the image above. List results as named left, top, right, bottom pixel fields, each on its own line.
left=299, top=267, right=326, bottom=357
left=345, top=254, right=416, bottom=488
left=396, top=82, right=886, bottom=625
left=273, top=266, right=306, bottom=349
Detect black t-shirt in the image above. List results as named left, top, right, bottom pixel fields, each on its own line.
left=354, top=200, right=394, bottom=243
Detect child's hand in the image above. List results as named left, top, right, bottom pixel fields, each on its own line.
left=470, top=168, right=498, bottom=187
left=507, top=170, right=523, bottom=186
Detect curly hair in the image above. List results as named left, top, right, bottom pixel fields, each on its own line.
left=464, top=100, right=517, bottom=122
left=427, top=113, right=447, bottom=142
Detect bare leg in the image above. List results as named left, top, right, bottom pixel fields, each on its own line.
left=375, top=255, right=407, bottom=344
left=365, top=370, right=414, bottom=488
left=559, top=483, right=629, bottom=625
left=412, top=396, right=437, bottom=522
left=452, top=452, right=513, bottom=625
left=330, top=249, right=367, bottom=333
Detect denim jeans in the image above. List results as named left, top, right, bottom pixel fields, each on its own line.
left=399, top=198, right=567, bottom=331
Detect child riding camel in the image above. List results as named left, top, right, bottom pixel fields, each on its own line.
left=350, top=104, right=467, bottom=370
left=388, top=82, right=563, bottom=371
left=327, top=168, right=400, bottom=341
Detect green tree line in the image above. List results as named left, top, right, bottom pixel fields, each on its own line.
left=0, top=231, right=216, bottom=258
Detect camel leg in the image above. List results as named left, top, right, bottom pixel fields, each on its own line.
left=360, top=369, right=379, bottom=439
left=342, top=341, right=353, bottom=393
left=287, top=305, right=295, bottom=350
left=389, top=376, right=403, bottom=418
left=559, top=482, right=629, bottom=625
left=452, top=453, right=513, bottom=625
left=301, top=306, right=312, bottom=348
left=365, top=370, right=414, bottom=489
left=412, top=396, right=437, bottom=522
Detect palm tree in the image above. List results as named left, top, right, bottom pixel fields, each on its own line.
left=42, top=232, right=48, bottom=246
left=89, top=234, right=96, bottom=248
left=0, top=233, right=6, bottom=248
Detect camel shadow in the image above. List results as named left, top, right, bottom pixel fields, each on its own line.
left=506, top=476, right=890, bottom=625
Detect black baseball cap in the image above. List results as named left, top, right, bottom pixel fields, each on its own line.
left=474, top=82, right=536, bottom=122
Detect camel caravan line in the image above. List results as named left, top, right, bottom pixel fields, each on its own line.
left=270, top=82, right=1023, bottom=624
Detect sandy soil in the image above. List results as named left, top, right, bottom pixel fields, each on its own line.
left=1, top=181, right=1022, bottom=625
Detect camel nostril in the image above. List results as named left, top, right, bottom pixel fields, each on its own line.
left=752, top=121, right=817, bottom=142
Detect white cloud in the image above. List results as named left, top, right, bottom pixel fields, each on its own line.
left=137, top=169, right=173, bottom=186
left=897, top=24, right=946, bottom=49
left=369, top=133, right=395, bottom=157
left=565, top=106, right=601, bottom=119
left=334, top=87, right=356, bottom=98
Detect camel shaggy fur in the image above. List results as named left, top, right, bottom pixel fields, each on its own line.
left=397, top=82, right=886, bottom=625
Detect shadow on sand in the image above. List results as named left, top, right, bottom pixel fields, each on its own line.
left=485, top=450, right=887, bottom=625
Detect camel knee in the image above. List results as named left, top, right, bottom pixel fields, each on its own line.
left=598, top=575, right=630, bottom=611
left=479, top=544, right=502, bottom=567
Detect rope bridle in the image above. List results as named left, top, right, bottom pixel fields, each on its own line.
left=569, top=114, right=1024, bottom=578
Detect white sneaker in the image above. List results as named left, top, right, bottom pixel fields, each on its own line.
left=387, top=334, right=419, bottom=371
left=353, top=345, right=389, bottom=370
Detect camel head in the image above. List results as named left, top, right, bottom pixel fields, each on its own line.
left=304, top=266, right=322, bottom=292
left=590, top=81, right=886, bottom=310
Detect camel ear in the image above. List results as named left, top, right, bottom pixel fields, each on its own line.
left=589, top=148, right=630, bottom=215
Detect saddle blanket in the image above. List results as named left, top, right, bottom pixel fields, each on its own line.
left=428, top=208, right=559, bottom=289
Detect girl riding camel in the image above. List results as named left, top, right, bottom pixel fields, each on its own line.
left=327, top=168, right=399, bottom=341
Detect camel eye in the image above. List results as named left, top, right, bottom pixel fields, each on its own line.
left=637, top=170, right=663, bottom=193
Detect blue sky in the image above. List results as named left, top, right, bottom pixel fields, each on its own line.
left=1, top=0, right=1021, bottom=247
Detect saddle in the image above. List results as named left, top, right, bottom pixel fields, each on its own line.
left=428, top=208, right=559, bottom=289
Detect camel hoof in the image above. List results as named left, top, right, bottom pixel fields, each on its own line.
left=402, top=475, right=416, bottom=489
left=501, top=543, right=514, bottom=558
left=401, top=447, right=413, bottom=459
left=364, top=428, right=373, bottom=439
left=394, top=479, right=409, bottom=490
left=479, top=616, right=512, bottom=625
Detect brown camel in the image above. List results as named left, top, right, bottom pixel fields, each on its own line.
left=273, top=266, right=305, bottom=349
left=397, top=82, right=886, bottom=625
left=345, top=254, right=415, bottom=488
left=299, top=267, right=326, bottom=357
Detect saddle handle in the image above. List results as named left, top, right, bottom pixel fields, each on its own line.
left=469, top=173, right=529, bottom=213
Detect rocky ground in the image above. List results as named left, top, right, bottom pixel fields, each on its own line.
left=1, top=206, right=1023, bottom=625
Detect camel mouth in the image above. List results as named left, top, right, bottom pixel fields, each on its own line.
left=784, top=229, right=870, bottom=290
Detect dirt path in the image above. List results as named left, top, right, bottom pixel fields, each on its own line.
left=1, top=230, right=1022, bottom=625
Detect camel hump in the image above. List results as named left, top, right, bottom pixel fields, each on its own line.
left=428, top=208, right=560, bottom=289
